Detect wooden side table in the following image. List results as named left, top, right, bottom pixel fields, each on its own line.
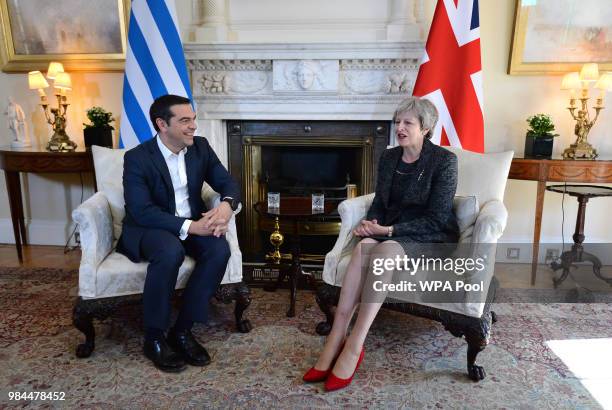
left=546, top=184, right=612, bottom=287
left=254, top=197, right=339, bottom=317
left=0, top=146, right=94, bottom=263
left=508, top=157, right=612, bottom=284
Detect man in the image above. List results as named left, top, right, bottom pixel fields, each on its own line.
left=117, top=94, right=241, bottom=373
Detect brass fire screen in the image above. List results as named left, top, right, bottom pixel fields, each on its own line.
left=227, top=120, right=389, bottom=261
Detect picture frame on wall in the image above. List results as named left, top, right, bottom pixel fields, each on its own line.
left=508, top=0, right=612, bottom=75
left=0, top=0, right=129, bottom=72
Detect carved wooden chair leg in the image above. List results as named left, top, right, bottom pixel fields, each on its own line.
left=315, top=284, right=338, bottom=335
left=72, top=296, right=131, bottom=358
left=73, top=297, right=96, bottom=358
left=234, top=283, right=253, bottom=333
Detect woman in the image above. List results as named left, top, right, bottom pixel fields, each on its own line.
left=303, top=96, right=460, bottom=391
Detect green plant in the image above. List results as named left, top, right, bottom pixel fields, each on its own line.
left=526, top=113, right=559, bottom=138
left=84, top=106, right=115, bottom=129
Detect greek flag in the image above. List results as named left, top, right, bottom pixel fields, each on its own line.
left=119, top=0, right=193, bottom=149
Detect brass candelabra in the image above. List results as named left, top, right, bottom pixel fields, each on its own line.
left=563, top=88, right=603, bottom=159
left=28, top=64, right=77, bottom=152
left=40, top=90, right=77, bottom=152
left=561, top=64, right=611, bottom=160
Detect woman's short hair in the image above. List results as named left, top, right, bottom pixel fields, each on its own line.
left=393, top=96, right=439, bottom=140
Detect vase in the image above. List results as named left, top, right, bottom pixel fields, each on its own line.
left=84, top=127, right=113, bottom=149
left=524, top=135, right=553, bottom=158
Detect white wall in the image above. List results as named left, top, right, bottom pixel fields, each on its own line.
left=0, top=0, right=610, bottom=246
left=0, top=0, right=193, bottom=244
left=481, top=0, right=611, bottom=243
left=0, top=73, right=124, bottom=244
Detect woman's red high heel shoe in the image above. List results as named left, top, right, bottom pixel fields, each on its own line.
left=303, top=342, right=345, bottom=383
left=302, top=366, right=331, bottom=383
left=324, top=347, right=365, bottom=392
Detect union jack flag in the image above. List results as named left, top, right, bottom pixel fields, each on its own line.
left=413, top=0, right=484, bottom=152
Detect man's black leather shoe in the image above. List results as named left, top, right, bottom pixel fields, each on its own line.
left=143, top=337, right=187, bottom=373
left=167, top=328, right=211, bottom=366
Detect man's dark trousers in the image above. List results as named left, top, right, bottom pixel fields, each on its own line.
left=138, top=228, right=230, bottom=330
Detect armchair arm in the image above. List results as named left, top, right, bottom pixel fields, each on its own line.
left=71, top=192, right=114, bottom=297
left=472, top=199, right=508, bottom=244
left=201, top=183, right=243, bottom=284
left=323, top=193, right=375, bottom=283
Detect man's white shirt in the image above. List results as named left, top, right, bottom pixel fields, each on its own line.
left=156, top=136, right=192, bottom=240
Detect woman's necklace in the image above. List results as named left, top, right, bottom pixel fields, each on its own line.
left=395, top=153, right=420, bottom=175
left=396, top=157, right=424, bottom=180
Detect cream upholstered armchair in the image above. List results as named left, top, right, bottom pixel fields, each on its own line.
left=71, top=146, right=251, bottom=358
left=315, top=147, right=514, bottom=381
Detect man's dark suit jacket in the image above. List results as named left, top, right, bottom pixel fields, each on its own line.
left=117, top=136, right=240, bottom=262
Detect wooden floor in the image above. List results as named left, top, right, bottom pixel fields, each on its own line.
left=0, top=244, right=81, bottom=269
left=1, top=244, right=610, bottom=291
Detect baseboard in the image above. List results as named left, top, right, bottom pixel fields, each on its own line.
left=0, top=218, right=78, bottom=246
left=496, top=240, right=612, bottom=265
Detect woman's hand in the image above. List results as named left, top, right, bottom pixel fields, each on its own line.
left=353, top=219, right=389, bottom=237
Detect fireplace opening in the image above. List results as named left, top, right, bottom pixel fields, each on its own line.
left=262, top=146, right=362, bottom=198
left=227, top=120, right=389, bottom=281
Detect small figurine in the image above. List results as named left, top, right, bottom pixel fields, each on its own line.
left=5, top=97, right=31, bottom=148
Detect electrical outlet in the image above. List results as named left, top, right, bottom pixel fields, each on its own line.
left=545, top=248, right=559, bottom=263
left=506, top=248, right=520, bottom=260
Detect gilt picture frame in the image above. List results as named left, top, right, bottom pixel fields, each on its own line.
left=508, top=0, right=612, bottom=75
left=0, top=0, right=129, bottom=72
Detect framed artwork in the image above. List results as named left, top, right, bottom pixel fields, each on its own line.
left=508, top=0, right=612, bottom=75
left=0, top=0, right=129, bottom=72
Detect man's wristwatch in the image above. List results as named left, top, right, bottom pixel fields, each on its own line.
left=222, top=196, right=239, bottom=211
left=387, top=225, right=394, bottom=237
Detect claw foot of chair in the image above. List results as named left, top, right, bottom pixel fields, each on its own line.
left=467, top=364, right=486, bottom=381
left=466, top=335, right=487, bottom=382
left=237, top=319, right=252, bottom=333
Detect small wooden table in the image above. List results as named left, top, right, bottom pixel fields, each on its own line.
left=254, top=197, right=338, bottom=317
left=546, top=185, right=612, bottom=287
left=508, top=157, right=612, bottom=284
left=0, top=146, right=94, bottom=263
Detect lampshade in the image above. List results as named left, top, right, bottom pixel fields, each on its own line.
left=595, top=72, right=612, bottom=91
left=579, top=63, right=599, bottom=82
left=561, top=72, right=581, bottom=90
left=46, top=62, right=64, bottom=80
left=53, top=72, right=72, bottom=90
left=28, top=71, right=50, bottom=89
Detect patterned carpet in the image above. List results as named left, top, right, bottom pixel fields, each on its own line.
left=1, top=266, right=610, bottom=409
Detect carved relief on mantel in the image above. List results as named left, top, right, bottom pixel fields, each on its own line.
left=195, top=71, right=270, bottom=95
left=190, top=59, right=271, bottom=96
left=342, top=71, right=416, bottom=95
left=190, top=57, right=420, bottom=97
left=272, top=60, right=340, bottom=93
left=226, top=72, right=269, bottom=94
left=199, top=73, right=227, bottom=94
left=340, top=58, right=418, bottom=95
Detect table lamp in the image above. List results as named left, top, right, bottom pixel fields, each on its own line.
left=560, top=63, right=611, bottom=159
left=28, top=62, right=77, bottom=152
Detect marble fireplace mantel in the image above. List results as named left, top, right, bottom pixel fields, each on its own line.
left=184, top=41, right=424, bottom=163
